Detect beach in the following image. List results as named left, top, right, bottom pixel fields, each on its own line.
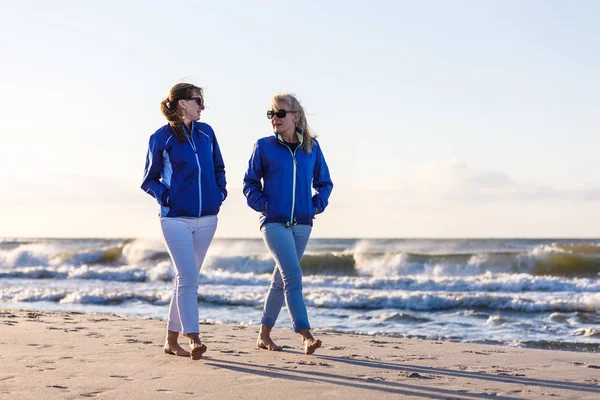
left=1, top=308, right=599, bottom=399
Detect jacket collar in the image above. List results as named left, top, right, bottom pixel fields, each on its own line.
left=181, top=121, right=197, bottom=135
left=275, top=128, right=304, bottom=144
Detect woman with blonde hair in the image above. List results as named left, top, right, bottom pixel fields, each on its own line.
left=243, top=93, right=333, bottom=354
left=141, top=82, right=227, bottom=360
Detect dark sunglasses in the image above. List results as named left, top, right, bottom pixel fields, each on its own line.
left=184, top=96, right=204, bottom=107
left=267, top=109, right=297, bottom=119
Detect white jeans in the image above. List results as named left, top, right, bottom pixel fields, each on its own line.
left=160, top=215, right=217, bottom=334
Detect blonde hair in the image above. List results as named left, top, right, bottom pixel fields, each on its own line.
left=271, top=93, right=317, bottom=153
left=160, top=83, right=204, bottom=142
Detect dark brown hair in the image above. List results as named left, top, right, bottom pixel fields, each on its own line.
left=160, top=83, right=204, bottom=142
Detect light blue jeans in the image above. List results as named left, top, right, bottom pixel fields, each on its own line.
left=260, top=223, right=312, bottom=332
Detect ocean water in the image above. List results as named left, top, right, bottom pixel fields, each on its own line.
left=1, top=237, right=599, bottom=352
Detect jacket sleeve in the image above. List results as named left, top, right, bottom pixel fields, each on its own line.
left=312, top=143, right=333, bottom=213
left=140, top=134, right=170, bottom=206
left=212, top=132, right=227, bottom=201
left=243, top=142, right=268, bottom=212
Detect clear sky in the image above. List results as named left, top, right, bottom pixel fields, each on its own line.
left=1, top=0, right=599, bottom=238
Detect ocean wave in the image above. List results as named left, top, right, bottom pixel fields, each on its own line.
left=0, top=241, right=130, bottom=268
left=0, top=266, right=147, bottom=282
left=13, top=285, right=590, bottom=313
left=378, top=312, right=430, bottom=323
left=354, top=247, right=600, bottom=278
left=2, top=239, right=600, bottom=279
left=520, top=340, right=600, bottom=352
left=2, top=264, right=600, bottom=296
left=303, top=289, right=600, bottom=313
left=1, top=282, right=599, bottom=318
left=573, top=328, right=600, bottom=337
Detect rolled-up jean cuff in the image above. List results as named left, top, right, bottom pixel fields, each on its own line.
left=261, top=316, right=276, bottom=327
left=293, top=322, right=310, bottom=333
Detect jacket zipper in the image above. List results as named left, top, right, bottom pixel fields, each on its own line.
left=283, top=144, right=298, bottom=227
left=185, top=128, right=202, bottom=216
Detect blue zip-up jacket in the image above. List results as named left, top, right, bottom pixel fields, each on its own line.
left=141, top=121, right=227, bottom=218
left=243, top=130, right=333, bottom=228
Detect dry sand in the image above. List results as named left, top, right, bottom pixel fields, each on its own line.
left=0, top=308, right=598, bottom=399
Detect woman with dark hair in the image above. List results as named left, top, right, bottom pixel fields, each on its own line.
left=243, top=93, right=333, bottom=355
left=141, top=82, right=227, bottom=360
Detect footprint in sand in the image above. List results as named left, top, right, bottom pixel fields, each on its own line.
left=110, top=375, right=133, bottom=381
left=357, top=375, right=386, bottom=382
left=125, top=338, right=153, bottom=344
left=26, top=344, right=53, bottom=349
left=462, top=350, right=491, bottom=356
left=88, top=318, right=110, bottom=322
left=80, top=391, right=104, bottom=397
left=298, top=361, right=317, bottom=366
left=400, top=371, right=433, bottom=379
left=0, top=312, right=16, bottom=317
left=287, top=360, right=333, bottom=367
left=219, top=350, right=249, bottom=356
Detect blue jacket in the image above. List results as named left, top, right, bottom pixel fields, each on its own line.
left=243, top=130, right=333, bottom=228
left=141, top=121, right=227, bottom=218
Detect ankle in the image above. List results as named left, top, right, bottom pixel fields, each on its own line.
left=299, top=329, right=314, bottom=341
left=259, top=325, right=273, bottom=337
left=166, top=330, right=180, bottom=340
left=184, top=333, right=201, bottom=343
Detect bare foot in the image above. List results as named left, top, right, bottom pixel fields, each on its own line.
left=190, top=343, right=207, bottom=360
left=164, top=330, right=190, bottom=357
left=303, top=338, right=322, bottom=355
left=257, top=336, right=283, bottom=351
left=183, top=333, right=208, bottom=360
left=164, top=343, right=191, bottom=357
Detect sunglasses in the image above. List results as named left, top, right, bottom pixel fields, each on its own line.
left=184, top=96, right=204, bottom=107
left=267, top=109, right=297, bottom=119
